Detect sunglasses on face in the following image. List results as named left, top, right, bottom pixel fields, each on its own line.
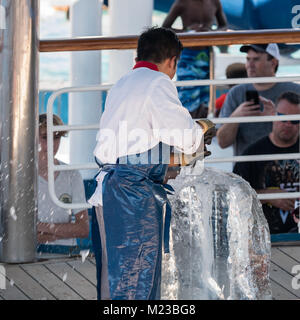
left=277, top=112, right=300, bottom=125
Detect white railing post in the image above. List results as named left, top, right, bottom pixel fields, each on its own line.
left=108, top=0, right=153, bottom=83
left=69, top=0, right=103, bottom=179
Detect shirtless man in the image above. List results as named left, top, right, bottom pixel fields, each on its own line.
left=162, top=0, right=227, bottom=33
left=162, top=0, right=227, bottom=118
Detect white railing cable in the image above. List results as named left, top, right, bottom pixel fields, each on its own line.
left=46, top=76, right=300, bottom=209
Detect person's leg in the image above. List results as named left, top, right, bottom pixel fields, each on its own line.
left=95, top=206, right=111, bottom=300
left=177, top=48, right=210, bottom=116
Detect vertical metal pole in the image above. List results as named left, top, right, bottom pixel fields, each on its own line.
left=208, top=47, right=216, bottom=117
left=0, top=0, right=39, bottom=263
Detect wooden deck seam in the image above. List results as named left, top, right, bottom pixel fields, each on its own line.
left=65, top=261, right=97, bottom=289
left=43, top=264, right=86, bottom=300
left=270, top=277, right=300, bottom=299
left=18, top=265, right=58, bottom=300
left=87, top=257, right=96, bottom=266
left=271, top=259, right=298, bottom=278
left=1, top=272, right=32, bottom=300
left=277, top=247, right=300, bottom=264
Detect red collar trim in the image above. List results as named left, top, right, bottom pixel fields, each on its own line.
left=133, top=61, right=159, bottom=71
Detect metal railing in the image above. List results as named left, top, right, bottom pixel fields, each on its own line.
left=46, top=78, right=300, bottom=210
left=42, top=28, right=300, bottom=210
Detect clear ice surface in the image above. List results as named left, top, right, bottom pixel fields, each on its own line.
left=161, top=166, right=272, bottom=300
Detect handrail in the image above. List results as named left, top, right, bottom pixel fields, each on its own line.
left=44, top=27, right=300, bottom=210
left=39, top=28, right=300, bottom=52
left=46, top=80, right=300, bottom=209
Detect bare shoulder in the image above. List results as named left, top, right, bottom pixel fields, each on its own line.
left=213, top=0, right=223, bottom=8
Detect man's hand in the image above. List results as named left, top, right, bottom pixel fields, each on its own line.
left=267, top=198, right=295, bottom=211
left=259, top=96, right=276, bottom=116
left=258, top=189, right=295, bottom=211
left=231, top=101, right=262, bottom=117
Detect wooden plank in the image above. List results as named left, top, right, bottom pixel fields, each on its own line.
left=270, top=262, right=300, bottom=298
left=271, top=248, right=300, bottom=275
left=22, top=264, right=83, bottom=300
left=46, top=262, right=97, bottom=300
left=270, top=279, right=299, bottom=300
left=6, top=266, right=55, bottom=300
left=0, top=281, right=30, bottom=300
left=39, top=29, right=300, bottom=52
left=87, top=256, right=96, bottom=265
left=278, top=247, right=300, bottom=264
left=66, top=259, right=97, bottom=287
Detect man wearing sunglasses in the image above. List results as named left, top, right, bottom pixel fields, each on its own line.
left=233, top=91, right=300, bottom=234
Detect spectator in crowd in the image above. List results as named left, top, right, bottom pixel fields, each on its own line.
left=217, top=43, right=300, bottom=156
left=162, top=0, right=227, bottom=118
left=233, top=92, right=300, bottom=234
left=38, top=114, right=89, bottom=246
left=214, top=62, right=247, bottom=117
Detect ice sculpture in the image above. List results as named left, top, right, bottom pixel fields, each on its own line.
left=161, top=166, right=272, bottom=300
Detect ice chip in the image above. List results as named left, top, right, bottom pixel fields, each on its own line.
left=10, top=207, right=17, bottom=221
left=62, top=273, right=67, bottom=282
left=80, top=249, right=90, bottom=263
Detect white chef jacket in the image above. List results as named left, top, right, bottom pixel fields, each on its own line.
left=89, top=67, right=203, bottom=206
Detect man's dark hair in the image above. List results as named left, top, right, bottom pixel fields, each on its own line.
left=277, top=91, right=300, bottom=106
left=137, top=27, right=183, bottom=63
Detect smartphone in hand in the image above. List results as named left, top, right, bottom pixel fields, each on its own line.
left=245, top=90, right=263, bottom=111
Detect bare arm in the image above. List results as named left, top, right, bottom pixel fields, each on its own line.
left=215, top=0, right=227, bottom=30
left=217, top=122, right=239, bottom=149
left=256, top=189, right=295, bottom=211
left=37, top=210, right=89, bottom=243
left=162, top=1, right=184, bottom=32
left=217, top=101, right=259, bottom=148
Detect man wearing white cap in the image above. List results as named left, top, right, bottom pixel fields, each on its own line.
left=217, top=43, right=300, bottom=156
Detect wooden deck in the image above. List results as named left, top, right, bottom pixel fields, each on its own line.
left=0, top=246, right=299, bottom=300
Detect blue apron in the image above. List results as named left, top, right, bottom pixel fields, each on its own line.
left=95, top=144, right=173, bottom=300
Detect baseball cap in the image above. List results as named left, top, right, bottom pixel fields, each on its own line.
left=240, top=43, right=280, bottom=61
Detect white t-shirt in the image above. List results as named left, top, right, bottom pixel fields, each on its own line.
left=89, top=67, right=203, bottom=206
left=38, top=163, right=86, bottom=246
